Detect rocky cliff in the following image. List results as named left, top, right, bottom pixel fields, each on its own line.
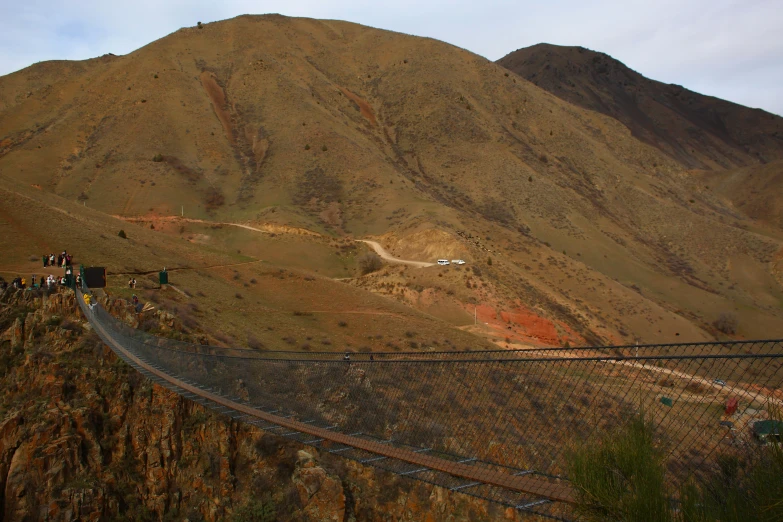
left=0, top=286, right=518, bottom=521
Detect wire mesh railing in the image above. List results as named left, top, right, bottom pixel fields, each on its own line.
left=73, top=283, right=783, bottom=520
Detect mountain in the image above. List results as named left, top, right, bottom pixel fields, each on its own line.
left=497, top=44, right=783, bottom=170
left=1, top=15, right=783, bottom=347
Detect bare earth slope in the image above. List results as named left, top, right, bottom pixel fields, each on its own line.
left=1, top=15, right=782, bottom=343
left=696, top=160, right=783, bottom=231
left=497, top=44, right=783, bottom=170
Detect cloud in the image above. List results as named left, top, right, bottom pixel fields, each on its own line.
left=1, top=0, right=781, bottom=115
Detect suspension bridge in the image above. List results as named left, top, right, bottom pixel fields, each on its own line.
left=74, top=287, right=783, bottom=520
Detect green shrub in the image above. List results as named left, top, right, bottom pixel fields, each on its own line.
left=118, top=230, right=127, bottom=239
left=152, top=153, right=163, bottom=162
left=568, top=409, right=783, bottom=522
left=231, top=495, right=275, bottom=520
left=567, top=413, right=670, bottom=522
left=681, top=416, right=783, bottom=522
left=304, top=144, right=310, bottom=150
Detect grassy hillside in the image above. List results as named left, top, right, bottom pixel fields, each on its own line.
left=1, top=15, right=782, bottom=344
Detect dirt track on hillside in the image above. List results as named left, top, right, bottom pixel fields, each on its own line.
left=119, top=215, right=435, bottom=268
left=516, top=346, right=783, bottom=408
left=607, top=357, right=783, bottom=407
left=117, top=216, right=321, bottom=237
left=358, top=240, right=434, bottom=268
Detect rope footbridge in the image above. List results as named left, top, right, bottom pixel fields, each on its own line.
left=75, top=289, right=783, bottom=520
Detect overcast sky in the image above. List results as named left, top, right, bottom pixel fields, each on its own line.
left=2, top=0, right=781, bottom=115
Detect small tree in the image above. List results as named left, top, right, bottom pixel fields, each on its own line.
left=197, top=21, right=203, bottom=29
left=152, top=153, right=163, bottom=162
left=487, top=257, right=492, bottom=266
left=359, top=253, right=383, bottom=275
left=713, top=312, right=738, bottom=335
left=118, top=230, right=127, bottom=239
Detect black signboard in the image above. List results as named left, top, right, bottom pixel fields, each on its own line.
left=84, top=267, right=107, bottom=288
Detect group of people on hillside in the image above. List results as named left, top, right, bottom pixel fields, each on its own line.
left=0, top=249, right=80, bottom=292
left=7, top=274, right=65, bottom=290
left=42, top=251, right=73, bottom=268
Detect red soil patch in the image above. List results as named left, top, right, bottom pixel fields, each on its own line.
left=470, top=303, right=581, bottom=347
left=339, top=87, right=377, bottom=126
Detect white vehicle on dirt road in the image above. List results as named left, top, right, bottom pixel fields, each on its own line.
left=437, top=259, right=450, bottom=266
left=451, top=259, right=466, bottom=265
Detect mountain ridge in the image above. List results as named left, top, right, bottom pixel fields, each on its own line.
left=497, top=43, right=783, bottom=170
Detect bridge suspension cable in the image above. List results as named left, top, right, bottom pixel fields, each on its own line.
left=74, top=286, right=783, bottom=520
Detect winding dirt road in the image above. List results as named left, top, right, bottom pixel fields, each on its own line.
left=117, top=217, right=434, bottom=268
left=358, top=240, right=434, bottom=268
